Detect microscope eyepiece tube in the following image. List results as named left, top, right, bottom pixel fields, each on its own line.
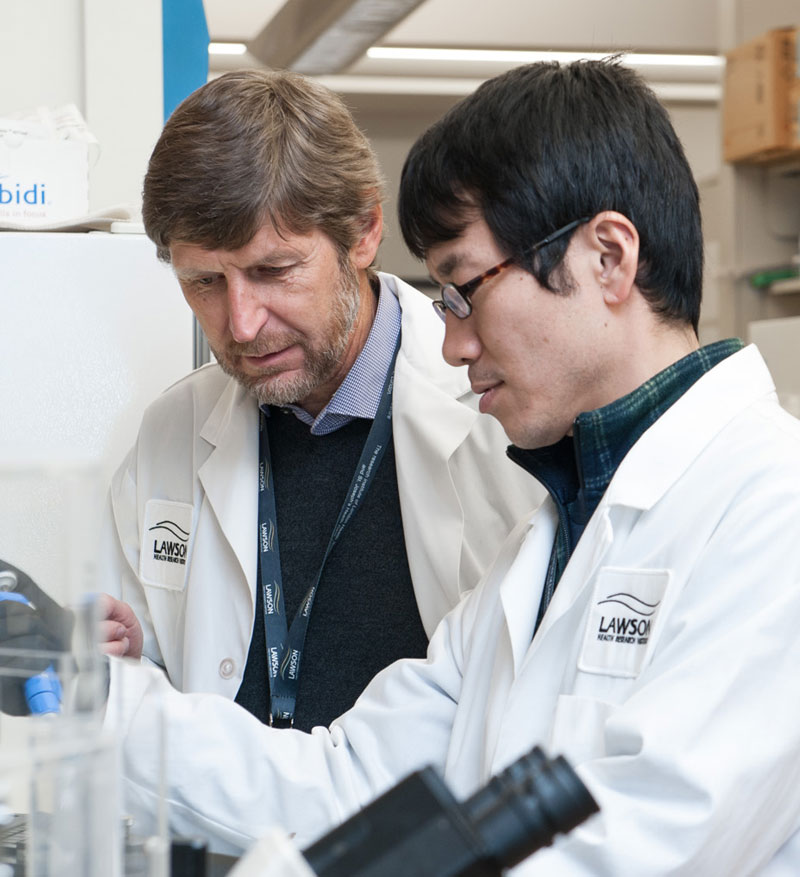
left=462, top=747, right=599, bottom=870
left=303, top=745, right=598, bottom=877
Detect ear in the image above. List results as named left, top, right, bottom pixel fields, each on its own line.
left=350, top=202, right=384, bottom=269
left=585, top=212, right=639, bottom=306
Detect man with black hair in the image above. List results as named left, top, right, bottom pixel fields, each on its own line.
left=76, top=60, right=800, bottom=872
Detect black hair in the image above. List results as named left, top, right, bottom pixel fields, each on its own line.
left=398, top=59, right=702, bottom=332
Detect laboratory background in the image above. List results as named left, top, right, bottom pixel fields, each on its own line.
left=1, top=0, right=799, bottom=874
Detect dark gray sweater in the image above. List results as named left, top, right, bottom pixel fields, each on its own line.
left=235, top=408, right=428, bottom=731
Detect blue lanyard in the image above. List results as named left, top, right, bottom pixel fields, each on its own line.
left=257, top=336, right=400, bottom=726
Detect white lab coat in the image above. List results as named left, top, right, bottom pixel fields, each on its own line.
left=99, top=272, right=542, bottom=698
left=110, top=344, right=800, bottom=874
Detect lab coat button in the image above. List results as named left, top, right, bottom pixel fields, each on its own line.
left=219, top=658, right=235, bottom=679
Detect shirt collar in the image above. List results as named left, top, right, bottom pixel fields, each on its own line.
left=510, top=338, right=745, bottom=517
left=263, top=276, right=402, bottom=436
left=573, top=337, right=744, bottom=502
left=508, top=337, right=744, bottom=585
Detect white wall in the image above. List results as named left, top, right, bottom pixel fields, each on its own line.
left=0, top=0, right=164, bottom=214
left=0, top=0, right=85, bottom=114
left=82, top=0, right=164, bottom=212
left=668, top=104, right=723, bottom=185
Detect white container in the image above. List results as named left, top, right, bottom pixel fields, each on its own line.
left=0, top=133, right=89, bottom=226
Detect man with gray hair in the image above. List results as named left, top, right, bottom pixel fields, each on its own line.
left=98, top=70, right=539, bottom=732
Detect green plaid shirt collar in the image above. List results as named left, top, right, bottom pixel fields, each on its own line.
left=572, top=338, right=744, bottom=505
left=509, top=338, right=744, bottom=595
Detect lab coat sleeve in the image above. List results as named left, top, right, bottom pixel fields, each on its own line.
left=514, top=488, right=800, bottom=875
left=106, top=588, right=474, bottom=855
left=95, top=447, right=164, bottom=669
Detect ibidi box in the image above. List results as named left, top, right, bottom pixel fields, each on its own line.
left=0, top=137, right=89, bottom=226
left=723, top=27, right=800, bottom=164
left=0, top=108, right=92, bottom=227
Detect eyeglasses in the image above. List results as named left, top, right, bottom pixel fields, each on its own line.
left=431, top=217, right=590, bottom=322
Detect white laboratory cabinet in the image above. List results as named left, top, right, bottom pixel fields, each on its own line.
left=0, top=230, right=196, bottom=604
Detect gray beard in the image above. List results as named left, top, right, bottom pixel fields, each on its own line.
left=211, top=258, right=362, bottom=409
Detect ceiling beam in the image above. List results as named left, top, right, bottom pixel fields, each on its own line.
left=247, top=0, right=427, bottom=75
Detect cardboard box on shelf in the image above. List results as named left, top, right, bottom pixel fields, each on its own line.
left=791, top=79, right=800, bottom=150
left=723, top=26, right=800, bottom=164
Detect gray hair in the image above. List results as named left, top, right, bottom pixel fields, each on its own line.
left=143, top=69, right=385, bottom=266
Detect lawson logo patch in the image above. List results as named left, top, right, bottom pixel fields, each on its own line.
left=140, top=500, right=194, bottom=590
left=595, top=592, right=658, bottom=643
left=149, top=519, right=190, bottom=565
left=578, top=568, right=670, bottom=678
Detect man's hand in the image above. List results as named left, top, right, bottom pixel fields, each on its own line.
left=96, top=594, right=143, bottom=660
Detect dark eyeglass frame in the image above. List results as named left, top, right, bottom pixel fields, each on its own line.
left=432, top=217, right=591, bottom=321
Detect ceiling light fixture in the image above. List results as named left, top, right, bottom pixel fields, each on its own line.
left=367, top=47, right=725, bottom=69
left=208, top=42, right=248, bottom=55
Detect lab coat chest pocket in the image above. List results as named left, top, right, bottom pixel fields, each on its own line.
left=550, top=568, right=671, bottom=764
left=139, top=499, right=194, bottom=591
left=577, top=567, right=671, bottom=679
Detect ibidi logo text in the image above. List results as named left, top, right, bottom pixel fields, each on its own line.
left=0, top=181, right=47, bottom=206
